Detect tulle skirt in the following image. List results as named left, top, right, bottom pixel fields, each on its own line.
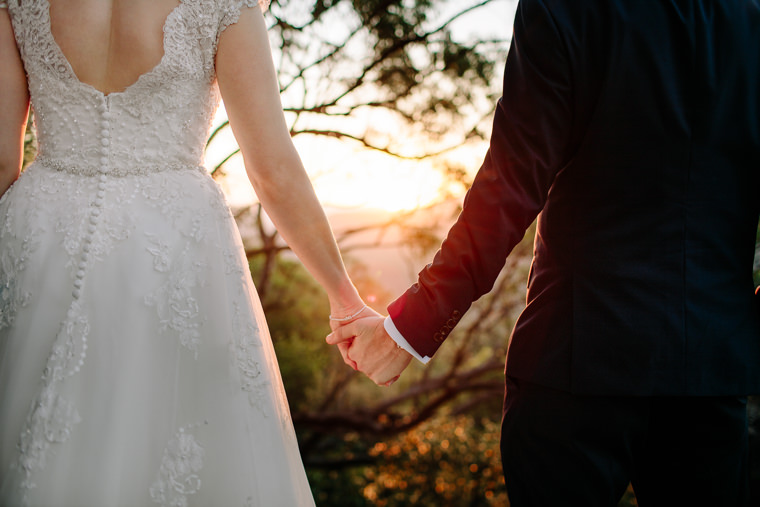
left=0, top=162, right=315, bottom=506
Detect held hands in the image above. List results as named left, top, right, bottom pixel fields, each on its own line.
left=326, top=308, right=412, bottom=386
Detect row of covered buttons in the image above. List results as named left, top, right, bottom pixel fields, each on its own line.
left=72, top=99, right=110, bottom=300
left=67, top=99, right=111, bottom=374
left=433, top=310, right=462, bottom=343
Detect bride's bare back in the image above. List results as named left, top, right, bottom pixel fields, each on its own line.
left=50, top=0, right=180, bottom=95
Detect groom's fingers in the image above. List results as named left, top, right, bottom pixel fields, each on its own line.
left=337, top=341, right=357, bottom=370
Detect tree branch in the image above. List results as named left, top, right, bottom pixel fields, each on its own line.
left=291, top=129, right=461, bottom=159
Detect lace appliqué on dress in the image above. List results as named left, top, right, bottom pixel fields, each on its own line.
left=222, top=242, right=271, bottom=414
left=0, top=184, right=43, bottom=330
left=149, top=424, right=206, bottom=507
left=231, top=302, right=269, bottom=414
left=145, top=242, right=209, bottom=358
left=14, top=302, right=89, bottom=496
left=0, top=237, right=37, bottom=330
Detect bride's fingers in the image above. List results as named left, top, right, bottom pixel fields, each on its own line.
left=325, top=322, right=356, bottom=345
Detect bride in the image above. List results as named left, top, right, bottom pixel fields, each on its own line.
left=0, top=0, right=367, bottom=505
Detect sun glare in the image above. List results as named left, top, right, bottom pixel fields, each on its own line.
left=313, top=156, right=445, bottom=213
left=209, top=137, right=449, bottom=214
left=205, top=108, right=466, bottom=213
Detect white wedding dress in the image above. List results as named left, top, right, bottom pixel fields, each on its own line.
left=0, top=1, right=316, bottom=506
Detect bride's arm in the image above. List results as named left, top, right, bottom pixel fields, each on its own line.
left=215, top=7, right=364, bottom=319
left=0, top=8, right=29, bottom=197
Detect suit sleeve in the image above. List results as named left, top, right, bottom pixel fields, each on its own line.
left=387, top=0, right=575, bottom=358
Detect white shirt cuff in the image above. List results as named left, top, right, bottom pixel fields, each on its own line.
left=384, top=316, right=431, bottom=364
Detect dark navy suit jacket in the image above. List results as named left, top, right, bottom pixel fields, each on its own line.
left=388, top=0, right=760, bottom=395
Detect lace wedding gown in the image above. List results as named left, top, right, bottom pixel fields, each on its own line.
left=0, top=1, right=316, bottom=505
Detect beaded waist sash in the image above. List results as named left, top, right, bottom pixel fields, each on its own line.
left=35, top=155, right=205, bottom=178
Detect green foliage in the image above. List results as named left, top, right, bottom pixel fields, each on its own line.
left=261, top=0, right=506, bottom=157
left=359, top=415, right=507, bottom=506
left=352, top=0, right=433, bottom=40
left=249, top=255, right=333, bottom=410
left=306, top=432, right=377, bottom=507
left=306, top=415, right=507, bottom=507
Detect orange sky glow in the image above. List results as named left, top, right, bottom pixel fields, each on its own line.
left=207, top=0, right=516, bottom=215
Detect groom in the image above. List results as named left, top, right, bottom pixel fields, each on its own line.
left=328, top=0, right=760, bottom=505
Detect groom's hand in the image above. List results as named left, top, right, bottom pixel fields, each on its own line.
left=327, top=315, right=412, bottom=386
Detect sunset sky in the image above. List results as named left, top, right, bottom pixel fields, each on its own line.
left=208, top=0, right=518, bottom=213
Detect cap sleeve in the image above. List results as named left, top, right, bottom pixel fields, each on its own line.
left=218, top=0, right=269, bottom=38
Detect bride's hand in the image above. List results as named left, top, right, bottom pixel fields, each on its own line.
left=328, top=300, right=369, bottom=331
left=326, top=278, right=367, bottom=332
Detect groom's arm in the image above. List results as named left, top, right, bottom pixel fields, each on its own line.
left=388, top=0, right=576, bottom=359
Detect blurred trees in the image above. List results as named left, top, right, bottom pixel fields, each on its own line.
left=211, top=0, right=505, bottom=167
left=208, top=0, right=509, bottom=298
left=312, top=415, right=507, bottom=506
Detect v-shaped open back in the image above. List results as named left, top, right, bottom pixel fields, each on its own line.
left=4, top=0, right=236, bottom=176
left=45, top=0, right=182, bottom=97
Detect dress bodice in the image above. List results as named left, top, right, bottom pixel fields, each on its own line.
left=5, top=0, right=267, bottom=176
